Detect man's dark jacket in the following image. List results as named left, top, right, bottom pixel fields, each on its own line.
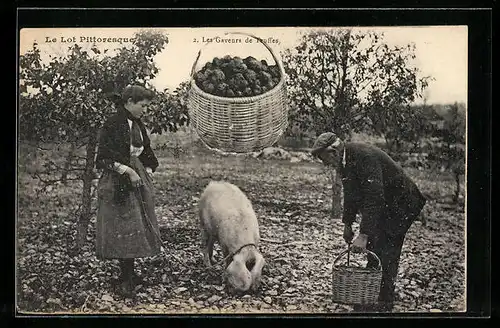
left=95, top=108, right=159, bottom=195
left=339, top=142, right=427, bottom=237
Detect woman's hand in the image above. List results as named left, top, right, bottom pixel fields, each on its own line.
left=126, top=167, right=142, bottom=188
left=351, top=233, right=368, bottom=253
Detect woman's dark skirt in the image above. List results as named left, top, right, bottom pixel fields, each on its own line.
left=95, top=156, right=161, bottom=259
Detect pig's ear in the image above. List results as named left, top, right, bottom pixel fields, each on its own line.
left=250, top=253, right=265, bottom=290
left=253, top=253, right=265, bottom=272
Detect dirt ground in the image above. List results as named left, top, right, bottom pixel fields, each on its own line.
left=16, top=149, right=465, bottom=315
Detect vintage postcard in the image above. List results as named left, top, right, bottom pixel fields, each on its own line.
left=17, top=25, right=467, bottom=315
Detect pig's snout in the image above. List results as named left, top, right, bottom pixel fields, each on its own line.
left=225, top=253, right=265, bottom=293
left=225, top=259, right=253, bottom=292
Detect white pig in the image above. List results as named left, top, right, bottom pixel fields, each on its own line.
left=198, top=180, right=265, bottom=293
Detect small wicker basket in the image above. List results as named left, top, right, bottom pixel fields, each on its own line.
left=332, top=247, right=383, bottom=305
left=187, top=32, right=289, bottom=154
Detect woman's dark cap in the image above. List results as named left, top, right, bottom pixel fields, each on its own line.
left=121, top=84, right=155, bottom=103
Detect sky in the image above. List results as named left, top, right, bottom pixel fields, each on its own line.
left=19, top=26, right=467, bottom=105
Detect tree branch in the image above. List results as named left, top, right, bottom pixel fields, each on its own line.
left=297, top=87, right=325, bottom=120
left=33, top=171, right=82, bottom=185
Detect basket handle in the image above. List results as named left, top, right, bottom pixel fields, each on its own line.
left=347, top=242, right=351, bottom=266
left=189, top=31, right=285, bottom=79
left=333, top=247, right=382, bottom=271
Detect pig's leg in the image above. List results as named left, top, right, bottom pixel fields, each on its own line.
left=200, top=222, right=214, bottom=268
left=206, top=235, right=215, bottom=266
left=202, top=231, right=216, bottom=268
left=199, top=208, right=215, bottom=267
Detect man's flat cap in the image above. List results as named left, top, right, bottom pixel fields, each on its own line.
left=311, top=132, right=341, bottom=156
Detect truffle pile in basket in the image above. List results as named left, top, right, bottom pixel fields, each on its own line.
left=193, top=55, right=282, bottom=98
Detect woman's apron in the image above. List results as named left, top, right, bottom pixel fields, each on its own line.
left=95, top=155, right=161, bottom=259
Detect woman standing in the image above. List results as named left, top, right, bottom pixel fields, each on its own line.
left=95, top=85, right=162, bottom=297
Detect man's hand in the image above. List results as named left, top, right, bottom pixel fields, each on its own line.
left=343, top=224, right=354, bottom=244
left=351, top=233, right=369, bottom=253
left=146, top=167, right=154, bottom=180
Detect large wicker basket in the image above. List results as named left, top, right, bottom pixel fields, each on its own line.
left=187, top=32, right=289, bottom=154
left=332, top=247, right=383, bottom=305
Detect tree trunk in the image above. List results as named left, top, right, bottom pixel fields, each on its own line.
left=61, top=142, right=77, bottom=185
left=76, top=133, right=98, bottom=250
left=453, top=171, right=460, bottom=204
